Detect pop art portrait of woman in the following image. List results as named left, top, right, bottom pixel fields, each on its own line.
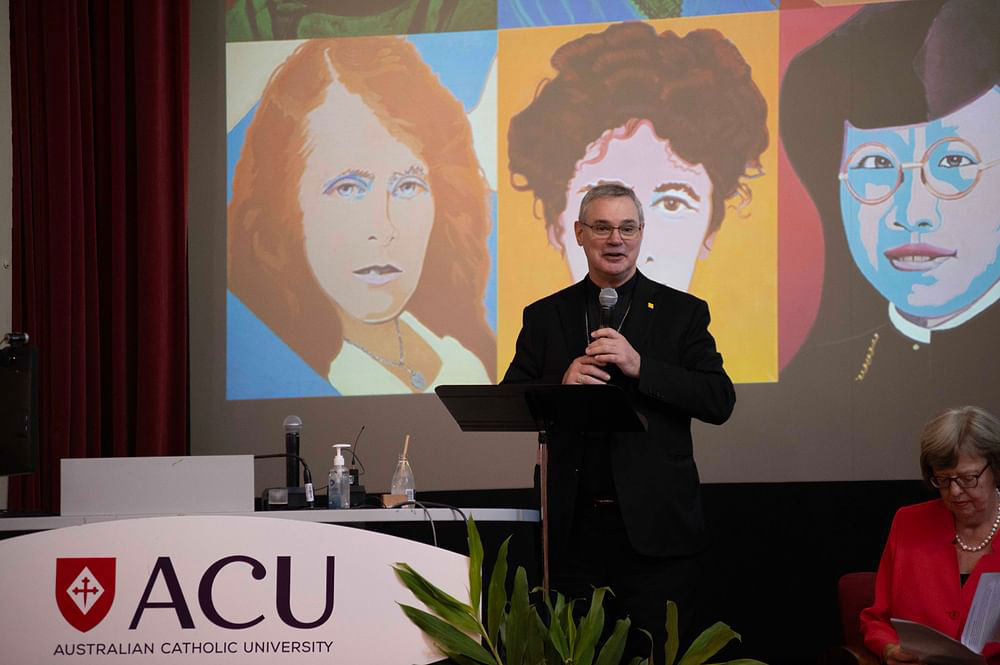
left=227, top=35, right=497, bottom=398
left=768, top=0, right=1000, bottom=481
left=499, top=17, right=777, bottom=383
left=782, top=0, right=1000, bottom=357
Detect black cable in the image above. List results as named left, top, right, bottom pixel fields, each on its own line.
left=351, top=452, right=366, bottom=477
left=311, top=497, right=474, bottom=548
left=350, top=425, right=366, bottom=475
left=253, top=452, right=312, bottom=483
left=389, top=501, right=469, bottom=548
left=397, top=500, right=437, bottom=547
left=394, top=500, right=468, bottom=523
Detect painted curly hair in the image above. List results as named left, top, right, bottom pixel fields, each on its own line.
left=508, top=22, right=768, bottom=243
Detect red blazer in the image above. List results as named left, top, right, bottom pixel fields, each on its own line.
left=861, top=499, right=1000, bottom=659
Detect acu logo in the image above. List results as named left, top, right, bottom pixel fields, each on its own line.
left=129, top=555, right=336, bottom=630
left=55, top=555, right=335, bottom=633
left=55, top=558, right=117, bottom=632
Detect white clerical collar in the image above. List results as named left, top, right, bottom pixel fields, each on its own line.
left=888, top=279, right=1000, bottom=344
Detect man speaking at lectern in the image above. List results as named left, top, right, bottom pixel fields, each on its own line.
left=502, top=183, right=735, bottom=656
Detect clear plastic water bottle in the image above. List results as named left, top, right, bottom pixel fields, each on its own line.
left=390, top=455, right=415, bottom=503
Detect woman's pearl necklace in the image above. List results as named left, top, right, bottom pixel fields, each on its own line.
left=955, top=488, right=1000, bottom=553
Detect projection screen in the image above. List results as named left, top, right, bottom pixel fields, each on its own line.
left=190, top=0, right=1000, bottom=495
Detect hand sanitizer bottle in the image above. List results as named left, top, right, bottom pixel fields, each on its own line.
left=328, top=444, right=351, bottom=509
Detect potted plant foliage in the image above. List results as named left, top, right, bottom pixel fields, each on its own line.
left=394, top=518, right=766, bottom=665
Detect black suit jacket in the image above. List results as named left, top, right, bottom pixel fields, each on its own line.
left=502, top=271, right=735, bottom=559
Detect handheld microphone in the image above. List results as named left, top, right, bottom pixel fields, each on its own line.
left=598, top=288, right=618, bottom=329
left=283, top=415, right=302, bottom=488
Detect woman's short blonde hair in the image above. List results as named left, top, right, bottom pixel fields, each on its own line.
left=919, top=406, right=1000, bottom=485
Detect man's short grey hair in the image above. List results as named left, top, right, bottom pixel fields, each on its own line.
left=578, top=183, right=644, bottom=226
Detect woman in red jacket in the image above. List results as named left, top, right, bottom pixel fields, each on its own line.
left=861, top=406, right=1000, bottom=664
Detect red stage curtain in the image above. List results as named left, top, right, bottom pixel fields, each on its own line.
left=8, top=0, right=189, bottom=512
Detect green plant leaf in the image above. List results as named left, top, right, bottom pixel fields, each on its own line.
left=565, top=598, right=578, bottom=657
left=539, top=587, right=555, bottom=616
left=664, top=600, right=679, bottom=665
left=453, top=656, right=484, bottom=665
left=704, top=660, right=768, bottom=665
left=544, top=635, right=562, bottom=665
left=594, top=617, right=631, bottom=665
left=526, top=606, right=548, bottom=665
left=487, top=536, right=511, bottom=646
left=506, top=566, right=531, bottom=665
left=398, top=603, right=497, bottom=665
left=468, top=517, right=484, bottom=615
left=627, top=657, right=648, bottom=665
left=677, top=622, right=741, bottom=665
left=394, top=562, right=474, bottom=613
left=393, top=563, right=480, bottom=635
left=574, top=586, right=609, bottom=665
left=547, top=591, right=569, bottom=659
left=634, top=628, right=653, bottom=665
left=535, top=592, right=562, bottom=665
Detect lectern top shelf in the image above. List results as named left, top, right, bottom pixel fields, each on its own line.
left=435, top=384, right=647, bottom=434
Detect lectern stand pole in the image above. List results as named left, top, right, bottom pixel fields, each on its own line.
left=538, top=430, right=550, bottom=593
left=434, top=384, right=646, bottom=599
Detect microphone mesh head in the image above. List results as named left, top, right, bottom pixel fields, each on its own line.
left=599, top=288, right=619, bottom=308
left=283, top=415, right=302, bottom=432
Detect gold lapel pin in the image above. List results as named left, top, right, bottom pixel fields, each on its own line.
left=647, top=302, right=654, bottom=309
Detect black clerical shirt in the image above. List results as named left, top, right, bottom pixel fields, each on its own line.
left=578, top=272, right=639, bottom=502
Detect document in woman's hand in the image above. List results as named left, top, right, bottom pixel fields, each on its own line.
left=891, top=573, right=1000, bottom=664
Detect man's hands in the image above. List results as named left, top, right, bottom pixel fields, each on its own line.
left=561, top=328, right=641, bottom=384
left=561, top=354, right=611, bottom=384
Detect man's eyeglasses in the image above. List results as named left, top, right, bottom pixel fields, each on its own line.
left=839, top=137, right=1000, bottom=205
left=929, top=462, right=991, bottom=489
left=579, top=221, right=643, bottom=239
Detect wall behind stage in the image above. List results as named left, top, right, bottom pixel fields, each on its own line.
left=190, top=0, right=1000, bottom=496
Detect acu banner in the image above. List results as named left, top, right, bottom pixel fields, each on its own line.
left=0, top=516, right=469, bottom=664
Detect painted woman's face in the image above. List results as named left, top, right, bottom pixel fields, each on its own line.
left=839, top=86, right=1000, bottom=322
left=555, top=121, right=714, bottom=291
left=298, top=77, right=435, bottom=323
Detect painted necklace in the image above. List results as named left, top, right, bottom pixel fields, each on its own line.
left=344, top=318, right=427, bottom=391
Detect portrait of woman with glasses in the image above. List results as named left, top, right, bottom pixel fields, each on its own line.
left=768, top=0, right=1000, bottom=484
left=782, top=0, right=1000, bottom=349
left=860, top=406, right=1000, bottom=665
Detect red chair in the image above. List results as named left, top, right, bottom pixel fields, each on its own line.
left=818, top=572, right=880, bottom=665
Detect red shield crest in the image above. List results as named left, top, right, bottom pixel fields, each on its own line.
left=55, top=558, right=116, bottom=632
